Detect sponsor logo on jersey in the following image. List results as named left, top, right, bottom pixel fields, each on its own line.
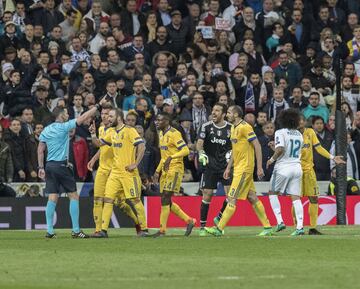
left=160, top=146, right=168, bottom=150
left=211, top=137, right=227, bottom=145
left=114, top=143, right=122, bottom=148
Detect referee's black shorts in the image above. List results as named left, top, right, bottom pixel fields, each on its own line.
left=45, top=161, right=77, bottom=195
left=201, top=169, right=232, bottom=190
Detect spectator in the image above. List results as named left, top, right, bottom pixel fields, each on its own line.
left=0, top=124, right=13, bottom=183
left=68, top=94, right=85, bottom=119
left=312, top=116, right=333, bottom=181
left=89, top=21, right=109, bottom=54
left=83, top=1, right=109, bottom=33
left=35, top=0, right=64, bottom=35
left=263, top=87, right=289, bottom=122
left=273, top=50, right=302, bottom=89
left=166, top=10, right=191, bottom=57
left=120, top=0, right=145, bottom=36
left=68, top=128, right=89, bottom=181
left=59, top=8, right=78, bottom=42
left=288, top=86, right=307, bottom=111
left=258, top=121, right=275, bottom=181
left=303, top=91, right=330, bottom=123
left=254, top=111, right=268, bottom=137
left=3, top=119, right=26, bottom=182
left=330, top=132, right=359, bottom=180
left=123, top=79, right=146, bottom=113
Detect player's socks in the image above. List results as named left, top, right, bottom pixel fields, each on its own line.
left=200, top=200, right=210, bottom=228
left=291, top=206, right=297, bottom=226
left=132, top=201, right=147, bottom=230
left=171, top=202, right=191, bottom=223
left=45, top=200, right=56, bottom=234
left=160, top=205, right=171, bottom=233
left=69, top=199, right=80, bottom=233
left=118, top=201, right=139, bottom=225
left=292, top=199, right=304, bottom=230
left=216, top=199, right=228, bottom=219
left=217, top=203, right=236, bottom=231
left=309, top=203, right=318, bottom=229
left=93, top=199, right=103, bottom=232
left=269, top=195, right=284, bottom=225
left=252, top=200, right=271, bottom=228
left=101, top=202, right=114, bottom=231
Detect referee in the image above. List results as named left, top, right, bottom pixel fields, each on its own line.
left=38, top=99, right=106, bottom=238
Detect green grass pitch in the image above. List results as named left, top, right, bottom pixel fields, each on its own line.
left=1, top=226, right=360, bottom=289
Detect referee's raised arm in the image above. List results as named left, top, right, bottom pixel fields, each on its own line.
left=76, top=97, right=108, bottom=125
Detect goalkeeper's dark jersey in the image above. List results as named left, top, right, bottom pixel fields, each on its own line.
left=197, top=121, right=232, bottom=173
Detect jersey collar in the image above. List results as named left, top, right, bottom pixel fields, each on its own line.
left=116, top=124, right=126, bottom=133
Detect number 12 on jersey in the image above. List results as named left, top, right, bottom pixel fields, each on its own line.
left=289, top=139, right=301, bottom=158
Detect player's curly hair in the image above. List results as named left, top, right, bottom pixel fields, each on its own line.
left=278, top=108, right=300, bottom=129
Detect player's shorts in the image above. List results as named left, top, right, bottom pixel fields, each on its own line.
left=93, top=168, right=111, bottom=198
left=44, top=161, right=76, bottom=194
left=160, top=170, right=183, bottom=194
left=270, top=164, right=302, bottom=196
left=227, top=172, right=255, bottom=200
left=105, top=172, right=141, bottom=200
left=302, top=169, right=319, bottom=197
left=201, top=169, right=232, bottom=190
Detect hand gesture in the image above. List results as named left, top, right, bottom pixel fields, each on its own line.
left=18, top=170, right=26, bottom=179
left=89, top=121, right=96, bottom=134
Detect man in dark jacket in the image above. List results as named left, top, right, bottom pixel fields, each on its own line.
left=147, top=26, right=173, bottom=59
left=312, top=116, right=333, bottom=181
left=3, top=119, right=26, bottom=182
left=34, top=0, right=64, bottom=35
left=0, top=125, right=13, bottom=183
left=120, top=0, right=145, bottom=36
left=166, top=10, right=191, bottom=57
left=3, top=65, right=42, bottom=117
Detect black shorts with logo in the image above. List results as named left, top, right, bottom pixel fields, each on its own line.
left=45, top=161, right=77, bottom=194
left=201, top=169, right=232, bottom=190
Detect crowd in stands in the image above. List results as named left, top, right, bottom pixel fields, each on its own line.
left=0, top=0, right=359, bottom=194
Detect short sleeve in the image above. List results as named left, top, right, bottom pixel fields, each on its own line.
left=246, top=125, right=257, bottom=142
left=100, top=128, right=114, bottom=146
left=39, top=131, right=47, bottom=143
left=174, top=131, right=186, bottom=150
left=129, top=128, right=144, bottom=146
left=311, top=129, right=320, bottom=147
left=275, top=130, right=285, bottom=148
left=62, top=119, right=77, bottom=132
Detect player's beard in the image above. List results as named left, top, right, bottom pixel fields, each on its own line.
left=111, top=119, right=118, bottom=127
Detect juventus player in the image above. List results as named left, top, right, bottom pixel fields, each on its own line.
left=197, top=103, right=232, bottom=236
left=267, top=109, right=304, bottom=236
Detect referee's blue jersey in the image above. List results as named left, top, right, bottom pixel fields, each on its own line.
left=39, top=119, right=77, bottom=161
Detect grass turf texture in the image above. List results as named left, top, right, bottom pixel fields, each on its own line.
left=1, top=226, right=359, bottom=289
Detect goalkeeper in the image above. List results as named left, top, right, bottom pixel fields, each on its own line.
left=196, top=104, right=233, bottom=236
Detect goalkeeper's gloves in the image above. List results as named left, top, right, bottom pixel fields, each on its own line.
left=198, top=150, right=209, bottom=166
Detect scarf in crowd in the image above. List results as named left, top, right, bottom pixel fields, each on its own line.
left=244, top=82, right=255, bottom=113
left=244, top=18, right=256, bottom=31
left=269, top=99, right=289, bottom=121
left=192, top=105, right=208, bottom=133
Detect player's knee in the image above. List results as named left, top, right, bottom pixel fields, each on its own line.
left=161, top=192, right=172, bottom=206
left=68, top=192, right=79, bottom=201
left=227, top=197, right=236, bottom=205
left=247, top=192, right=258, bottom=204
